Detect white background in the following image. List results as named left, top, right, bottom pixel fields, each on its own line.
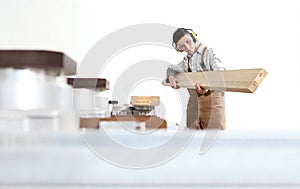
left=1, top=0, right=300, bottom=130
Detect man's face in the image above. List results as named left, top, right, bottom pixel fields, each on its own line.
left=176, top=34, right=196, bottom=55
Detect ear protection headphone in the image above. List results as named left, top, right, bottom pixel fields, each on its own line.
left=172, top=28, right=198, bottom=52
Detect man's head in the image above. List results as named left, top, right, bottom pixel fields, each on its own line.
left=172, top=28, right=198, bottom=55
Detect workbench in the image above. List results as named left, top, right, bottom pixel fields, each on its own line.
left=0, top=128, right=299, bottom=188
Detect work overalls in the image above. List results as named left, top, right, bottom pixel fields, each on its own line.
left=186, top=47, right=226, bottom=130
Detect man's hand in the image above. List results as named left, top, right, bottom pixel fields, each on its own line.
left=195, top=82, right=208, bottom=94
left=169, top=75, right=180, bottom=89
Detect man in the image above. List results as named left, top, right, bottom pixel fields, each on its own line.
left=166, top=28, right=226, bottom=129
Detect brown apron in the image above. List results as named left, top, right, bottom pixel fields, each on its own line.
left=187, top=90, right=226, bottom=130
left=186, top=47, right=226, bottom=130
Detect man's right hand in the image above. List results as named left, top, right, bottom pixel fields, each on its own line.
left=169, top=75, right=180, bottom=89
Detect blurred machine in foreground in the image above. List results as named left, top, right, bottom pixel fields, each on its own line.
left=0, top=50, right=76, bottom=131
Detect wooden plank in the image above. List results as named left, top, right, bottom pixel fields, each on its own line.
left=162, top=68, right=267, bottom=93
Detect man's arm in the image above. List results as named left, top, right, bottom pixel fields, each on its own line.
left=206, top=48, right=225, bottom=71
left=166, top=60, right=185, bottom=88
left=166, top=64, right=184, bottom=81
left=195, top=48, right=225, bottom=94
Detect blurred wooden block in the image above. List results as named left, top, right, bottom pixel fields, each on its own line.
left=80, top=115, right=167, bottom=129
left=130, top=96, right=160, bottom=106
left=67, top=78, right=109, bottom=90
left=0, top=50, right=76, bottom=75
left=162, top=68, right=267, bottom=93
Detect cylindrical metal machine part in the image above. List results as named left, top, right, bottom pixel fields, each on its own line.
left=0, top=68, right=72, bottom=111
left=72, top=88, right=110, bottom=118
left=68, top=78, right=110, bottom=119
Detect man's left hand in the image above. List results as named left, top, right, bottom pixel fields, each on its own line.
left=195, top=82, right=208, bottom=94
